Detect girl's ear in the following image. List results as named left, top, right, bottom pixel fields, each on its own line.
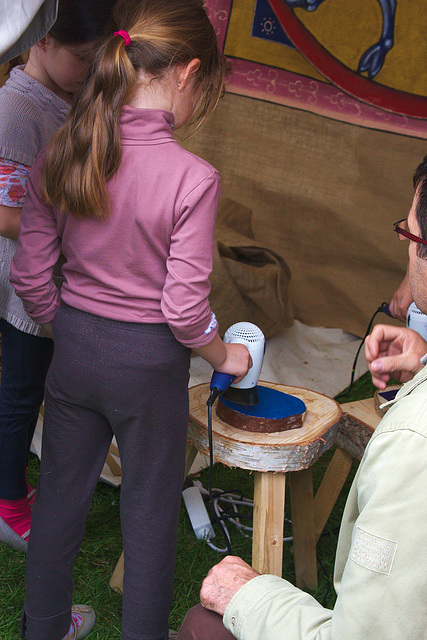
left=36, top=36, right=48, bottom=52
left=36, top=34, right=54, bottom=51
left=177, top=58, right=201, bottom=91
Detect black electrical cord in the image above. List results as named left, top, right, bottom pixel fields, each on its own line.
left=335, top=302, right=391, bottom=400
left=207, top=400, right=233, bottom=554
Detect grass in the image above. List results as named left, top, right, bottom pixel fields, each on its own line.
left=0, top=372, right=378, bottom=638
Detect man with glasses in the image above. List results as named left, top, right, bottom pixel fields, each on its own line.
left=366, top=162, right=427, bottom=389
left=177, top=157, right=427, bottom=640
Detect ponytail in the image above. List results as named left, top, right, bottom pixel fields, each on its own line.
left=41, top=0, right=229, bottom=219
left=41, top=36, right=138, bottom=218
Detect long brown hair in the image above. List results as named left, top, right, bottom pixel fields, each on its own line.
left=41, top=0, right=229, bottom=219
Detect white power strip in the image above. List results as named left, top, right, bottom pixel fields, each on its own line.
left=182, top=484, right=215, bottom=541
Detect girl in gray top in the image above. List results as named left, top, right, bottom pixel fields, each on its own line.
left=0, top=2, right=116, bottom=636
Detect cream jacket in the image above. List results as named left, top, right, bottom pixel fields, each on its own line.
left=224, top=368, right=427, bottom=640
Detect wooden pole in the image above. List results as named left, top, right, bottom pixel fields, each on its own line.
left=252, top=471, right=286, bottom=576
left=289, top=468, right=317, bottom=589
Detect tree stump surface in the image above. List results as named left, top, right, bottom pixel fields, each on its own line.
left=188, top=381, right=342, bottom=472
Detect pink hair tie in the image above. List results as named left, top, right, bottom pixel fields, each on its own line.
left=114, top=30, right=131, bottom=46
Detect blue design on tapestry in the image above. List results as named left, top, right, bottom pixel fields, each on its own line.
left=252, top=0, right=396, bottom=78
left=252, top=0, right=295, bottom=48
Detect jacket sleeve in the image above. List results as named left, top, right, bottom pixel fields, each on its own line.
left=161, top=171, right=220, bottom=348
left=223, top=411, right=427, bottom=640
left=330, top=422, right=427, bottom=640
left=10, top=159, right=61, bottom=324
left=223, top=574, right=332, bottom=640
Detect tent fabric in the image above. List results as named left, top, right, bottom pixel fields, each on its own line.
left=211, top=198, right=293, bottom=338
left=182, top=92, right=425, bottom=337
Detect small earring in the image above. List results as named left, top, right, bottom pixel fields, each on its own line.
left=177, top=81, right=181, bottom=87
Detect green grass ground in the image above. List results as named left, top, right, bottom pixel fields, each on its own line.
left=0, top=372, right=378, bottom=638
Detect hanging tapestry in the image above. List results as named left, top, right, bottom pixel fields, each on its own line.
left=207, top=0, right=427, bottom=138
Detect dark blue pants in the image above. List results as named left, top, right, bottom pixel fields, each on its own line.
left=0, top=318, right=54, bottom=500
left=23, top=304, right=191, bottom=640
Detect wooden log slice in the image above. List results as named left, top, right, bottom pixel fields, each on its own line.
left=188, top=381, right=342, bottom=472
left=216, top=386, right=306, bottom=433
left=336, top=397, right=380, bottom=461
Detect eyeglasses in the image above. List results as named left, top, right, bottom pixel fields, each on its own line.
left=393, top=218, right=427, bottom=246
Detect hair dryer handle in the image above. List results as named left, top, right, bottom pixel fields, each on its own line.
left=210, top=371, right=235, bottom=395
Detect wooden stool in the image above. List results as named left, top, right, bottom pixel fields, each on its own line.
left=187, top=381, right=342, bottom=589
left=312, top=397, right=382, bottom=537
left=109, top=381, right=342, bottom=593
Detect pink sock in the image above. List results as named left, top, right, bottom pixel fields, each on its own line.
left=0, top=497, right=31, bottom=537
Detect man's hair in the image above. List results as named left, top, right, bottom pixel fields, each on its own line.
left=413, top=156, right=427, bottom=258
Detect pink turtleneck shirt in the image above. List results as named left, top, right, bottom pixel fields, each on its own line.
left=10, top=107, right=220, bottom=348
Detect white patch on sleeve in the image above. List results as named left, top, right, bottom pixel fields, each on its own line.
left=204, top=312, right=217, bottom=335
left=350, top=526, right=398, bottom=575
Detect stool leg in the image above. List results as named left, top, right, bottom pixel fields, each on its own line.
left=252, top=471, right=286, bottom=577
left=184, top=442, right=198, bottom=479
left=110, top=550, right=125, bottom=592
left=289, top=468, right=317, bottom=589
left=313, top=447, right=353, bottom=543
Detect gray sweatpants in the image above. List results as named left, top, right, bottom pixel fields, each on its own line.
left=23, top=303, right=191, bottom=640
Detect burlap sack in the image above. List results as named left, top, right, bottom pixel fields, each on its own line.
left=210, top=198, right=293, bottom=339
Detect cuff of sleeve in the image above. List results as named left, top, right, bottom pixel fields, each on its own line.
left=170, top=312, right=219, bottom=349
left=177, top=322, right=219, bottom=349
left=223, top=575, right=290, bottom=638
left=223, top=574, right=330, bottom=640
left=21, top=299, right=59, bottom=325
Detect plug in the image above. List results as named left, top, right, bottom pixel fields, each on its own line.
left=182, top=483, right=215, bottom=541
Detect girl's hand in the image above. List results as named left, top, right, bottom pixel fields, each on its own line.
left=219, top=342, right=252, bottom=383
left=41, top=322, right=54, bottom=340
left=193, top=334, right=252, bottom=381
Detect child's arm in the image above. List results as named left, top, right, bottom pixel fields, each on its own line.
left=193, top=334, right=252, bottom=383
left=0, top=204, right=21, bottom=240
left=0, top=158, right=30, bottom=240
left=40, top=322, right=54, bottom=340
left=10, top=157, right=62, bottom=324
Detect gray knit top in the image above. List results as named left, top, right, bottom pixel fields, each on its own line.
left=0, top=66, right=69, bottom=336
